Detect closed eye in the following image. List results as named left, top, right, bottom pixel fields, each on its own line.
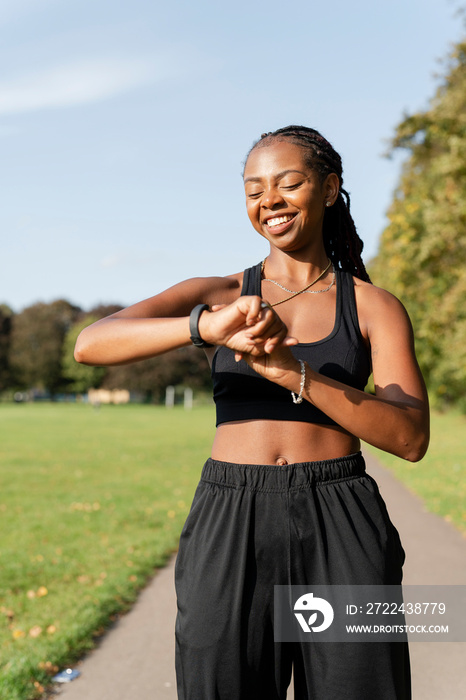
left=280, top=181, right=303, bottom=190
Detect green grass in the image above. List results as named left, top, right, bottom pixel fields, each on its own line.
left=0, top=403, right=216, bottom=700
left=366, top=410, right=466, bottom=534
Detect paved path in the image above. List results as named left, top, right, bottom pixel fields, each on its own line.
left=52, top=452, right=465, bottom=699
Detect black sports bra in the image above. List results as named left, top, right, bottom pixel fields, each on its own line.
left=211, top=263, right=371, bottom=427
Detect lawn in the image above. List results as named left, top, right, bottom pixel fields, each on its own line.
left=0, top=403, right=464, bottom=699
left=0, top=403, right=216, bottom=700
left=366, top=409, right=466, bottom=534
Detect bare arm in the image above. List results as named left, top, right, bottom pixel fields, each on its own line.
left=74, top=276, right=239, bottom=366
left=74, top=275, right=294, bottom=366
left=240, top=286, right=430, bottom=462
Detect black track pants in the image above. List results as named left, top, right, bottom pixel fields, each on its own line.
left=175, top=452, right=410, bottom=699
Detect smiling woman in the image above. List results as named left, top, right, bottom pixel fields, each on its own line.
left=244, top=144, right=332, bottom=247
left=74, top=125, right=429, bottom=700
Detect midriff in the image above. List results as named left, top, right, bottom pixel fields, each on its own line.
left=210, top=420, right=360, bottom=466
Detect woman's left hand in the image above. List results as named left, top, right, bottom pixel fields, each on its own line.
left=229, top=307, right=302, bottom=391
left=242, top=342, right=303, bottom=390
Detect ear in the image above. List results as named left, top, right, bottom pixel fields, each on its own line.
left=323, top=173, right=339, bottom=206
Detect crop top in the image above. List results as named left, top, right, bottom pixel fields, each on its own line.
left=211, top=262, right=371, bottom=427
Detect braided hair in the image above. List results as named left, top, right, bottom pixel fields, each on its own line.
left=245, top=126, right=371, bottom=282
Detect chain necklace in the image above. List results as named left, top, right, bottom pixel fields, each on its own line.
left=264, top=269, right=336, bottom=296
left=261, top=258, right=334, bottom=307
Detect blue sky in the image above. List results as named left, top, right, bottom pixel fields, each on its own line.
left=1, top=0, right=463, bottom=311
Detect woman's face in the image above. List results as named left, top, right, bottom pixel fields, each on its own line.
left=243, top=140, right=337, bottom=253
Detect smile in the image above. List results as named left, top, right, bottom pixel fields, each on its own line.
left=265, top=214, right=296, bottom=228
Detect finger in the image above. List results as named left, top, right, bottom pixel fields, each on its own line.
left=262, top=334, right=299, bottom=350
left=261, top=327, right=294, bottom=354
left=211, top=304, right=227, bottom=312
left=258, top=300, right=275, bottom=325
left=245, top=304, right=280, bottom=333
left=283, top=335, right=299, bottom=346
left=263, top=336, right=285, bottom=354
left=246, top=331, right=282, bottom=355
left=243, top=296, right=264, bottom=326
left=246, top=314, right=285, bottom=342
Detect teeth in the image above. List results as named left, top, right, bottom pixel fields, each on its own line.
left=267, top=215, right=294, bottom=227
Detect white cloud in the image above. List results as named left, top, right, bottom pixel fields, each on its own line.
left=0, top=56, right=162, bottom=116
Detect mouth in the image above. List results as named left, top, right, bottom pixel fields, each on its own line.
left=265, top=214, right=295, bottom=228
left=263, top=213, right=297, bottom=234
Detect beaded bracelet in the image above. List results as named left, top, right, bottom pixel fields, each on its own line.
left=291, top=360, right=306, bottom=404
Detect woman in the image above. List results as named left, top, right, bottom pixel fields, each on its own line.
left=75, top=126, right=429, bottom=700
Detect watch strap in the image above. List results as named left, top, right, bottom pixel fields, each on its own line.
left=189, top=304, right=214, bottom=348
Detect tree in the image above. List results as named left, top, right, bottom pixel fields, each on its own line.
left=0, top=304, right=14, bottom=392
left=9, top=300, right=81, bottom=394
left=64, top=304, right=212, bottom=401
left=88, top=303, right=124, bottom=318
left=104, top=346, right=212, bottom=403
left=370, top=38, right=466, bottom=408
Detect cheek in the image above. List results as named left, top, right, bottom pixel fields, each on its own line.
left=246, top=201, right=259, bottom=223
left=246, top=207, right=266, bottom=236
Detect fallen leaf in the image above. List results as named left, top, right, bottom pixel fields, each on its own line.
left=38, top=660, right=59, bottom=674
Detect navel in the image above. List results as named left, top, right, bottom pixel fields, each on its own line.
left=276, top=457, right=289, bottom=466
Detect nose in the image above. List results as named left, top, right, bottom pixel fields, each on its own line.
left=261, top=185, right=285, bottom=210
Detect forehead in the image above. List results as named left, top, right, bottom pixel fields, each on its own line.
left=243, top=140, right=310, bottom=181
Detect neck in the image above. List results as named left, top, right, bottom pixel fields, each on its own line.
left=264, top=250, right=330, bottom=285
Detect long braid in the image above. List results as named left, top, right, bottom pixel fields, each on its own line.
left=247, top=126, right=371, bottom=282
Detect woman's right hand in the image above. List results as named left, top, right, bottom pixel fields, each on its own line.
left=198, top=296, right=297, bottom=357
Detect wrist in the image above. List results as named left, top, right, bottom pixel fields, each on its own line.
left=189, top=304, right=214, bottom=348
left=274, top=357, right=303, bottom=391
left=276, top=359, right=313, bottom=404
left=291, top=360, right=306, bottom=404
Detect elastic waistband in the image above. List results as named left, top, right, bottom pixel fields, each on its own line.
left=201, top=452, right=366, bottom=492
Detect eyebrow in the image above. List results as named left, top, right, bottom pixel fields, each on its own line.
left=243, top=169, right=307, bottom=184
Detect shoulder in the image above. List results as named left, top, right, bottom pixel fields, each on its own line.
left=352, top=277, right=413, bottom=341
left=353, top=277, right=404, bottom=307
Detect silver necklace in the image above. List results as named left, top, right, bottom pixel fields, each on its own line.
left=262, top=265, right=336, bottom=297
